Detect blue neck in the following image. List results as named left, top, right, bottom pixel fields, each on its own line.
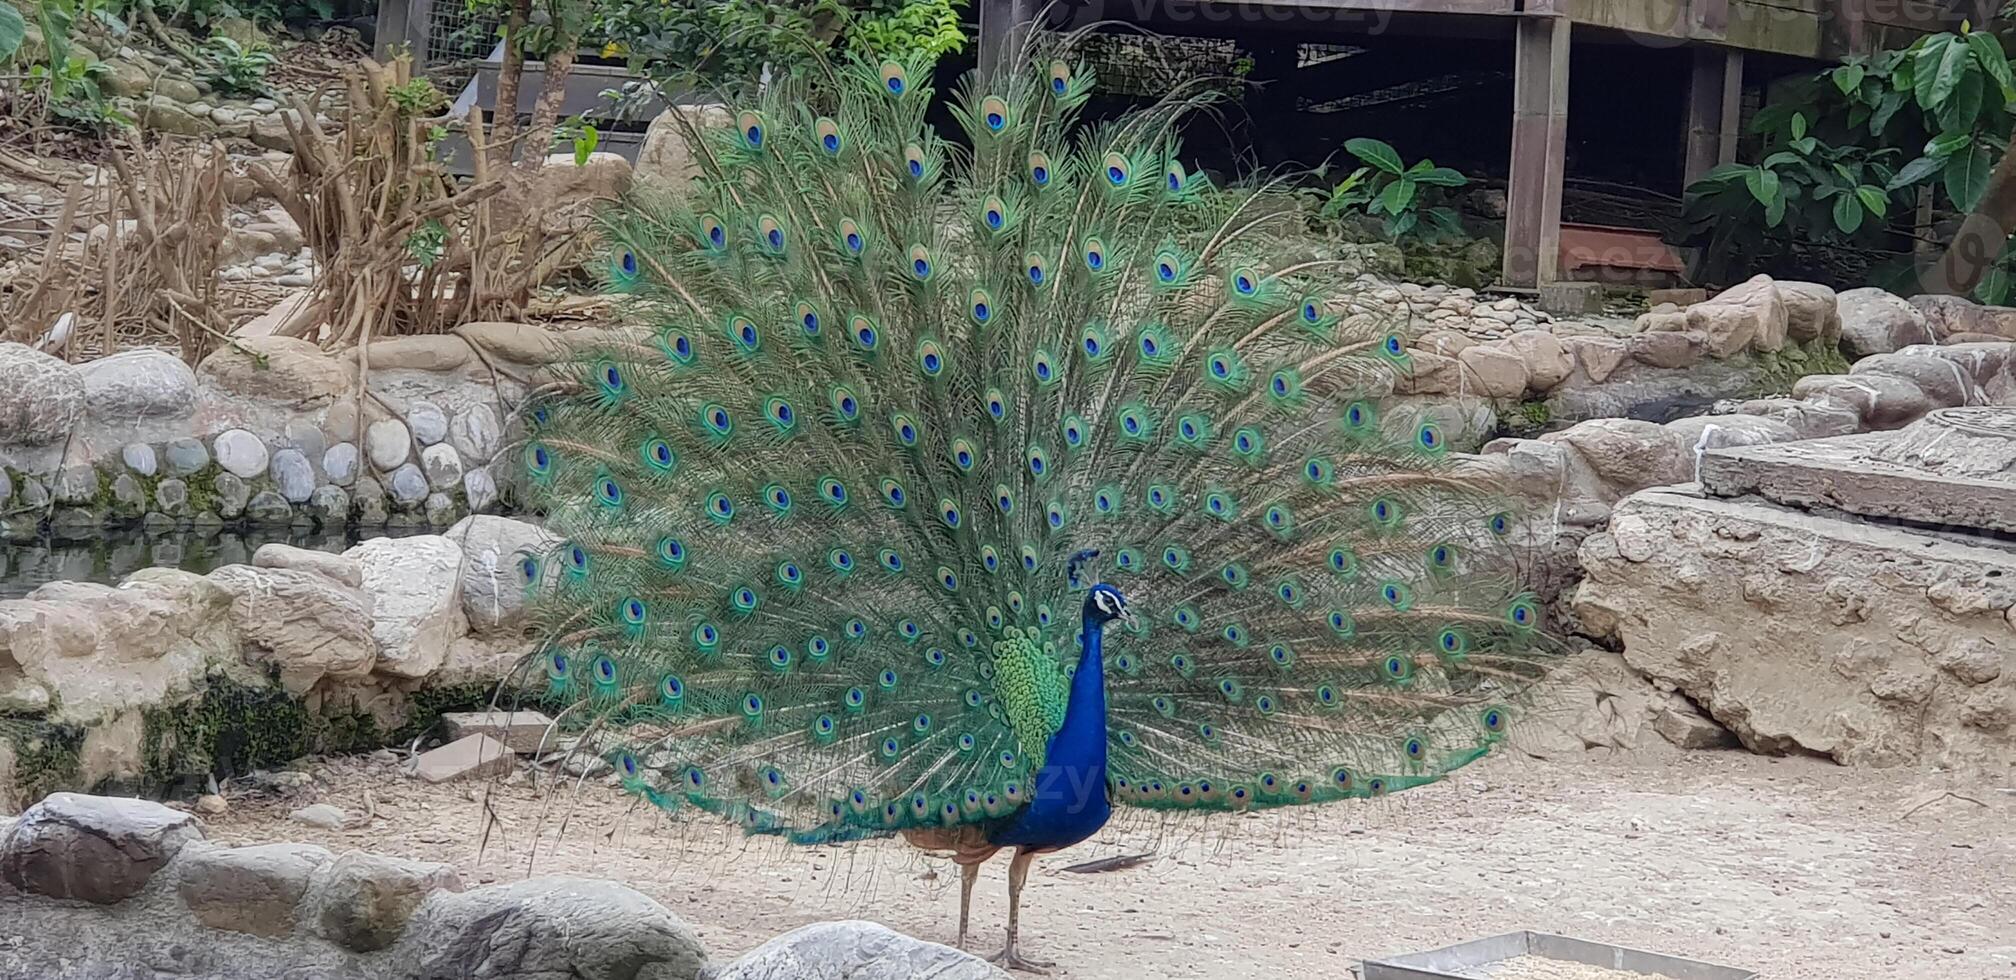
left=1053, top=614, right=1108, bottom=776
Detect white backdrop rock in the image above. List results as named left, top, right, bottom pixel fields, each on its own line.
left=346, top=535, right=465, bottom=679
left=270, top=448, right=316, bottom=503
left=420, top=444, right=463, bottom=490
left=711, top=921, right=1005, bottom=980
left=405, top=400, right=448, bottom=445
left=76, top=348, right=197, bottom=421
left=1837, top=287, right=1932, bottom=358
left=213, top=429, right=271, bottom=479
left=387, top=463, right=429, bottom=505
left=121, top=442, right=158, bottom=477
left=445, top=516, right=556, bottom=636
left=366, top=419, right=412, bottom=470
left=209, top=563, right=376, bottom=693
left=165, top=436, right=211, bottom=475
left=447, top=406, right=501, bottom=462
left=0, top=343, right=86, bottom=445
left=323, top=442, right=359, bottom=486
left=0, top=570, right=232, bottom=725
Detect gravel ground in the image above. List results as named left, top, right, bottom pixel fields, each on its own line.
left=205, top=749, right=2016, bottom=979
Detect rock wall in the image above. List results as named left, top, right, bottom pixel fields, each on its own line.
left=1572, top=486, right=2015, bottom=769
left=0, top=792, right=1005, bottom=980
left=0, top=517, right=551, bottom=809
left=0, top=322, right=587, bottom=539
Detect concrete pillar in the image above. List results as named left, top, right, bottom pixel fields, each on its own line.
left=1503, top=15, right=1571, bottom=288
left=978, top=0, right=1035, bottom=85
left=1683, top=47, right=1744, bottom=185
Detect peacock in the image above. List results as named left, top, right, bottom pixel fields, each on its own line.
left=516, top=34, right=1557, bottom=972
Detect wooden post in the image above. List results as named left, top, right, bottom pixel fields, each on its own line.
left=1682, top=49, right=1743, bottom=184
left=1503, top=15, right=1570, bottom=288
left=978, top=0, right=1034, bottom=85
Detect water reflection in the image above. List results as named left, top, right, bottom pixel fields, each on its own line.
left=0, top=526, right=446, bottom=599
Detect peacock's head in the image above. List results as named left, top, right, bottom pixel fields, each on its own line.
left=1083, top=584, right=1135, bottom=630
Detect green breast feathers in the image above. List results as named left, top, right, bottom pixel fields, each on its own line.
left=990, top=627, right=1069, bottom=771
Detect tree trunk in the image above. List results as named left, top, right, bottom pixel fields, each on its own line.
left=517, top=45, right=577, bottom=173
left=1925, top=129, right=2016, bottom=296
left=487, top=0, right=534, bottom=171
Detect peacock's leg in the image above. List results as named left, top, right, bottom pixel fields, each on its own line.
left=986, top=848, right=1054, bottom=973
left=957, top=860, right=981, bottom=949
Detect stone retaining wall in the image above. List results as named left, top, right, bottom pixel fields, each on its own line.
left=0, top=322, right=583, bottom=538
left=0, top=792, right=1006, bottom=980
left=0, top=516, right=552, bottom=808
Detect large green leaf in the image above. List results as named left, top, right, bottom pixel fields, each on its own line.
left=0, top=3, right=23, bottom=64
left=1870, top=90, right=1908, bottom=134
left=1915, top=35, right=1973, bottom=110
left=1345, top=138, right=1404, bottom=175
left=1832, top=192, right=1865, bottom=234
left=1965, top=30, right=2014, bottom=98
left=1975, top=261, right=2013, bottom=306
left=1944, top=146, right=1992, bottom=210
left=1378, top=177, right=1417, bottom=215
left=1925, top=131, right=1972, bottom=158
left=1937, top=68, right=1985, bottom=133
left=1745, top=167, right=1782, bottom=207
left=1855, top=185, right=1889, bottom=218
left=1832, top=64, right=1866, bottom=97
left=1410, top=166, right=1468, bottom=188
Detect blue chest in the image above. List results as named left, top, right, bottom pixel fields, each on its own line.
left=986, top=612, right=1113, bottom=852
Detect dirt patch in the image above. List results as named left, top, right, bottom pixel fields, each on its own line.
left=203, top=751, right=2016, bottom=980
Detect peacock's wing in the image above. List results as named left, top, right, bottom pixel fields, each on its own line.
left=521, top=39, right=1557, bottom=842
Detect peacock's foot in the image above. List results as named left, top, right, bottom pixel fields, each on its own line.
left=986, top=946, right=1055, bottom=974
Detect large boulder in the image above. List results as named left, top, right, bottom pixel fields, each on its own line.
left=0, top=793, right=205, bottom=905
left=198, top=336, right=355, bottom=406
left=1538, top=418, right=1689, bottom=499
left=1910, top=293, right=2016, bottom=341
left=174, top=841, right=333, bottom=937
left=1776, top=280, right=1841, bottom=344
left=1685, top=275, right=1788, bottom=357
left=635, top=104, right=733, bottom=192
left=404, top=877, right=710, bottom=980
left=0, top=342, right=86, bottom=446
left=1791, top=373, right=1933, bottom=429
left=1, top=571, right=233, bottom=724
left=346, top=535, right=466, bottom=679
left=444, top=516, right=557, bottom=636
left=209, top=563, right=376, bottom=693
left=77, top=348, right=198, bottom=421
left=1849, top=351, right=1981, bottom=408
left=1837, top=287, right=1934, bottom=358
left=303, top=850, right=463, bottom=953
left=1575, top=487, right=2016, bottom=768
left=711, top=921, right=1005, bottom=980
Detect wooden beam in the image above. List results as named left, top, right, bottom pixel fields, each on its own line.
left=1503, top=15, right=1570, bottom=287
left=1682, top=45, right=1741, bottom=186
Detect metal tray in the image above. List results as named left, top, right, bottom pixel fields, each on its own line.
left=1362, top=931, right=1757, bottom=980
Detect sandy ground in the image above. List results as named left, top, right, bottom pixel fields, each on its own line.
left=205, top=750, right=2016, bottom=980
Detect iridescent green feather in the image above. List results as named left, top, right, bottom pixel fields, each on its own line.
left=525, top=34, right=1558, bottom=843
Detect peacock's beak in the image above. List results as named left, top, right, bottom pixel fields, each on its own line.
left=1115, top=605, right=1138, bottom=630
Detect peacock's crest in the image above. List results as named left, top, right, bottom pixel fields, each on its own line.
left=519, top=38, right=1556, bottom=845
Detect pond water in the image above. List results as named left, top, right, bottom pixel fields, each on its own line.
left=0, top=527, right=445, bottom=599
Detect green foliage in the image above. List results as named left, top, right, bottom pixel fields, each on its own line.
left=24, top=0, right=131, bottom=131
left=202, top=35, right=275, bottom=96
left=595, top=0, right=967, bottom=87
left=555, top=114, right=600, bottom=163
left=4, top=722, right=87, bottom=804
left=141, top=672, right=314, bottom=789
left=1679, top=26, right=2016, bottom=295
left=0, top=2, right=27, bottom=63
left=1320, top=137, right=1469, bottom=243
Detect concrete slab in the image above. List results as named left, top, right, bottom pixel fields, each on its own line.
left=1701, top=407, right=2016, bottom=535
left=440, top=710, right=555, bottom=755
left=413, top=734, right=515, bottom=784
